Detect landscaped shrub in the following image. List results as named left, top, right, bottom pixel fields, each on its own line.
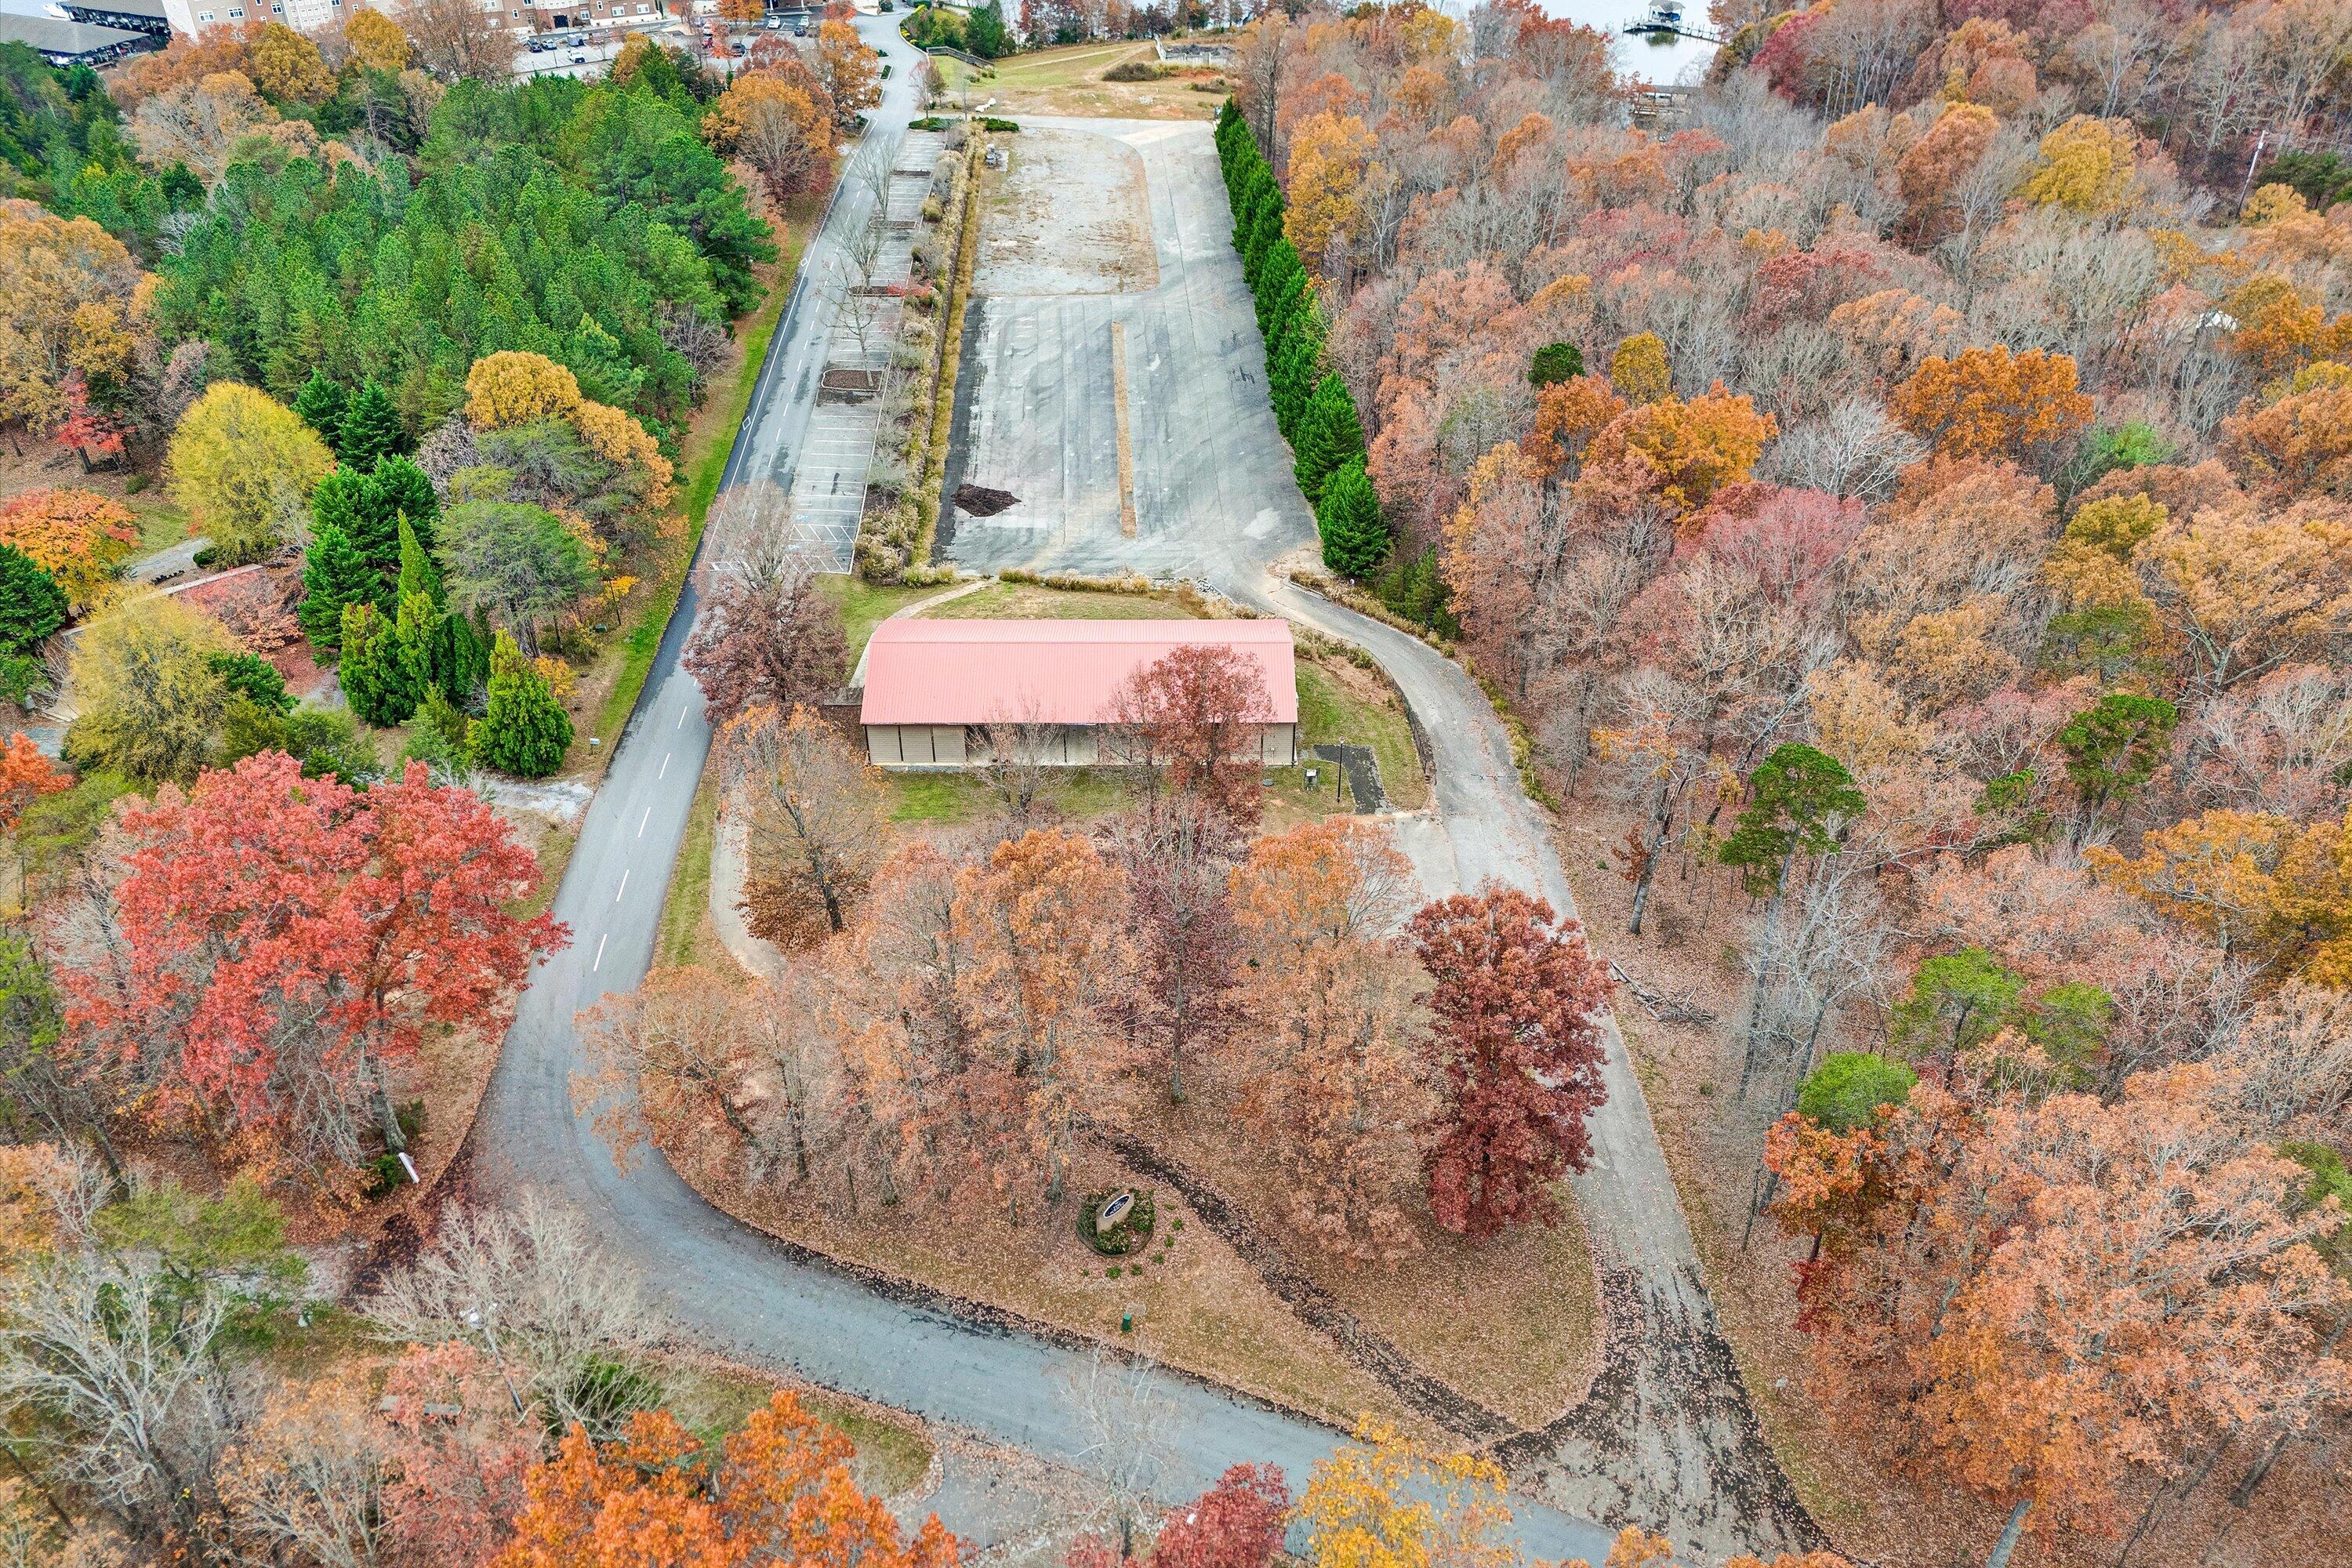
left=1078, top=1187, right=1157, bottom=1256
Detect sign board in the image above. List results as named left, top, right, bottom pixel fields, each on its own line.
left=1095, top=1189, right=1135, bottom=1234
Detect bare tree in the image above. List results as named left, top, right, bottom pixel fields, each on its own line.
left=1760, top=396, right=1927, bottom=503
left=1066, top=1346, right=1174, bottom=1559
left=976, top=695, right=1061, bottom=837
left=727, top=702, right=891, bottom=946
left=684, top=518, right=849, bottom=724
left=395, top=0, right=519, bottom=82
left=1738, top=848, right=1889, bottom=1098
left=365, top=1192, right=654, bottom=1439
left=0, top=1150, right=237, bottom=1549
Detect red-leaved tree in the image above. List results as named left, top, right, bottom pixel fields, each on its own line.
left=1116, top=796, right=1244, bottom=1103
left=1409, top=887, right=1613, bottom=1239
left=55, top=752, right=568, bottom=1178
left=1154, top=1464, right=1290, bottom=1568
left=1110, top=643, right=1276, bottom=826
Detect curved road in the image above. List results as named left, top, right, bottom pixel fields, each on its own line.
left=469, top=20, right=1617, bottom=1563
left=937, top=116, right=1818, bottom=1557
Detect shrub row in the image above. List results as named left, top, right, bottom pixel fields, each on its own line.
left=856, top=132, right=987, bottom=583
left=1213, top=100, right=1387, bottom=579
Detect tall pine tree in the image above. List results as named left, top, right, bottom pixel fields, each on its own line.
left=336, top=380, right=407, bottom=472
left=293, top=371, right=348, bottom=445
left=338, top=601, right=420, bottom=726
left=1293, top=374, right=1367, bottom=503
left=1316, top=458, right=1388, bottom=579
left=299, top=521, right=376, bottom=652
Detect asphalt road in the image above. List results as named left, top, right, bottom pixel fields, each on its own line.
left=466, top=27, right=1613, bottom=1562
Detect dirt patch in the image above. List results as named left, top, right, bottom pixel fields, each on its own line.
left=953, top=484, right=1019, bottom=517
left=644, top=1110, right=1425, bottom=1439
left=978, top=129, right=1160, bottom=296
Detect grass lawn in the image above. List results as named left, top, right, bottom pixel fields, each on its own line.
left=589, top=191, right=825, bottom=753
left=987, top=39, right=1153, bottom=88
left=646, top=1357, right=935, bottom=1497
left=887, top=766, right=1134, bottom=824
left=658, top=772, right=721, bottom=970
left=823, top=575, right=947, bottom=663
left=1293, top=655, right=1428, bottom=810
left=924, top=582, right=1203, bottom=620
left=978, top=40, right=1222, bottom=119
left=126, top=494, right=190, bottom=560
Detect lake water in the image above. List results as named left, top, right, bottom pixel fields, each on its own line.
left=1539, top=0, right=1720, bottom=85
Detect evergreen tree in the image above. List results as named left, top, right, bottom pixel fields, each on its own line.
left=1256, top=247, right=1307, bottom=339
left=397, top=514, right=442, bottom=607
left=1240, top=171, right=1282, bottom=274
left=292, top=370, right=347, bottom=445
left=206, top=649, right=292, bottom=713
left=311, top=455, right=440, bottom=575
left=1271, top=326, right=1323, bottom=439
left=430, top=611, right=491, bottom=705
left=336, top=379, right=407, bottom=472
left=1294, top=374, right=1367, bottom=503
left=373, top=456, right=440, bottom=550
left=414, top=682, right=470, bottom=753
left=394, top=586, right=438, bottom=705
left=298, top=521, right=376, bottom=652
left=468, top=630, right=572, bottom=777
left=966, top=0, right=1011, bottom=58
left=337, top=600, right=419, bottom=726
left=1530, top=342, right=1584, bottom=387
left=0, top=544, right=67, bottom=655
left=1316, top=459, right=1388, bottom=579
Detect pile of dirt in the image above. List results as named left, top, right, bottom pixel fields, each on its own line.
left=954, top=484, right=1019, bottom=517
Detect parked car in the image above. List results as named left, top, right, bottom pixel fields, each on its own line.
left=571, top=49, right=589, bottom=62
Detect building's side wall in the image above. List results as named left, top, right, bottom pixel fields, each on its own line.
left=869, top=722, right=1298, bottom=770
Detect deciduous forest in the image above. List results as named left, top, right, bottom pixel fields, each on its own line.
left=1225, top=0, right=2352, bottom=1563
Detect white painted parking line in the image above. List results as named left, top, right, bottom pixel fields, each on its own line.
left=659, top=752, right=670, bottom=779
left=615, top=870, right=629, bottom=902
left=593, top=932, right=608, bottom=971
left=638, top=807, right=651, bottom=837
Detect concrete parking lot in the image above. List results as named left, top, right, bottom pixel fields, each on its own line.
left=942, top=118, right=1318, bottom=580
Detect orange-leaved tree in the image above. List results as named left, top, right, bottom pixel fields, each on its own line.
left=1889, top=345, right=2091, bottom=463
left=1233, top=819, right=1432, bottom=1261
left=490, top=1392, right=958, bottom=1568
left=1581, top=385, right=1776, bottom=520
left=1110, top=643, right=1276, bottom=826
left=0, top=488, right=138, bottom=612
left=1769, top=1065, right=2351, bottom=1544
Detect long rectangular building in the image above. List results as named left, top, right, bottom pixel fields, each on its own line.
left=859, top=618, right=1300, bottom=770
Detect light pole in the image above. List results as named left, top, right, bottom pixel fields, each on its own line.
left=463, top=1305, right=530, bottom=1421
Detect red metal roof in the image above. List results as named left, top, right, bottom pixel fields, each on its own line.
left=858, top=619, right=1298, bottom=727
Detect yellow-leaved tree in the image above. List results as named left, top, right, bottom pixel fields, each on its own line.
left=62, top=590, right=234, bottom=783
left=1295, top=1418, right=1518, bottom=1568
left=167, top=383, right=335, bottom=564
left=343, top=6, right=412, bottom=73
left=1284, top=111, right=1376, bottom=278
left=0, top=202, right=152, bottom=439
left=2018, top=114, right=2137, bottom=213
